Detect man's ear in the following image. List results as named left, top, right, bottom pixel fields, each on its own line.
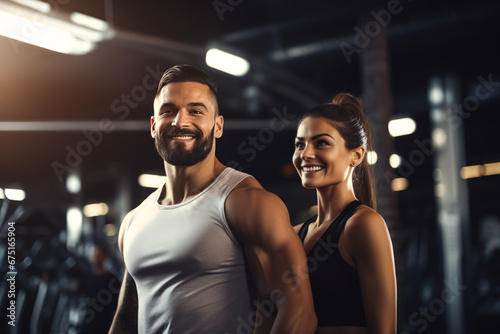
left=150, top=116, right=156, bottom=138
left=215, top=115, right=224, bottom=138
left=351, top=146, right=366, bottom=167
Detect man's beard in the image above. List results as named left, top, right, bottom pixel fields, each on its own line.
left=154, top=125, right=215, bottom=166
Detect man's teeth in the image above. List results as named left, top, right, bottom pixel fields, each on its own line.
left=173, top=136, right=195, bottom=139
left=303, top=166, right=324, bottom=172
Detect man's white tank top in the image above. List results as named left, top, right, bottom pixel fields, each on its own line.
left=123, top=167, right=254, bottom=333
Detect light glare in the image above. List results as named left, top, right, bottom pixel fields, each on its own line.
left=5, top=188, right=26, bottom=201
left=366, top=151, right=378, bottom=165
left=461, top=162, right=500, bottom=179
left=83, top=203, right=109, bottom=217
left=388, top=118, right=416, bottom=137
left=206, top=48, right=249, bottom=77
left=391, top=178, right=408, bottom=192
left=139, top=174, right=166, bottom=188
left=0, top=10, right=94, bottom=55
left=66, top=173, right=81, bottom=193
left=429, top=86, right=444, bottom=105
left=67, top=207, right=82, bottom=249
left=389, top=154, right=402, bottom=168
left=10, top=0, right=50, bottom=13
left=70, top=12, right=109, bottom=31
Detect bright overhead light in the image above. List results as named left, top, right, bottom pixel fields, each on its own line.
left=5, top=188, right=26, bottom=201
left=389, top=154, right=402, bottom=168
left=432, top=128, right=447, bottom=148
left=366, top=151, right=377, bottom=165
left=391, top=178, right=408, bottom=192
left=428, top=86, right=444, bottom=105
left=0, top=10, right=93, bottom=54
left=0, top=1, right=114, bottom=55
left=461, top=165, right=482, bottom=179
left=139, top=174, right=166, bottom=188
left=388, top=118, right=416, bottom=137
left=461, top=162, right=500, bottom=179
left=10, top=0, right=50, bottom=13
left=83, top=202, right=109, bottom=217
left=70, top=12, right=109, bottom=32
left=67, top=206, right=82, bottom=249
left=206, top=48, right=250, bottom=77
left=66, top=173, right=81, bottom=193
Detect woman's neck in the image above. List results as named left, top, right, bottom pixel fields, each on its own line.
left=315, top=184, right=357, bottom=227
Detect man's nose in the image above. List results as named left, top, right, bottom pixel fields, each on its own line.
left=171, top=110, right=189, bottom=128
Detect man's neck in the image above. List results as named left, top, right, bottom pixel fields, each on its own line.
left=159, top=156, right=225, bottom=206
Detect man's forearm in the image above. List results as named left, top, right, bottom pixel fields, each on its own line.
left=109, top=273, right=138, bottom=334
left=271, top=302, right=317, bottom=334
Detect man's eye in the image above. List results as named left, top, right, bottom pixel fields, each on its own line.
left=190, top=110, right=202, bottom=114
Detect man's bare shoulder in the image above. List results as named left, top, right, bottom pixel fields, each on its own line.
left=225, top=175, right=290, bottom=241
left=118, top=208, right=137, bottom=255
left=293, top=222, right=305, bottom=234
left=228, top=176, right=285, bottom=212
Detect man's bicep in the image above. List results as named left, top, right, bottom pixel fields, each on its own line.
left=231, top=190, right=309, bottom=297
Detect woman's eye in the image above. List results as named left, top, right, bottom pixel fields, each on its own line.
left=316, top=140, right=328, bottom=147
left=295, top=142, right=304, bottom=148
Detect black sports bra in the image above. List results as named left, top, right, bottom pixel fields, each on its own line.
left=297, top=200, right=367, bottom=327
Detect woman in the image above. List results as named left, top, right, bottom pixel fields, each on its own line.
left=293, top=93, right=396, bottom=333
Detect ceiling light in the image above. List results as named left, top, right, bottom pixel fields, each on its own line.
left=428, top=86, right=444, bottom=105
left=389, top=154, right=402, bottom=168
left=5, top=188, right=26, bottom=201
left=461, top=162, right=500, bottom=179
left=0, top=1, right=114, bottom=55
left=366, top=151, right=378, bottom=165
left=138, top=174, right=166, bottom=188
left=83, top=203, right=109, bottom=217
left=66, top=206, right=82, bottom=249
left=66, top=173, right=81, bottom=193
left=70, top=12, right=109, bottom=32
left=388, top=118, right=416, bottom=137
left=391, top=178, right=408, bottom=192
left=206, top=48, right=249, bottom=76
left=10, top=0, right=50, bottom=13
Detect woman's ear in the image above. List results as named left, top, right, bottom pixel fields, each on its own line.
left=351, top=146, right=366, bottom=167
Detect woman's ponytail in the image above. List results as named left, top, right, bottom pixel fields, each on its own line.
left=331, top=92, right=376, bottom=210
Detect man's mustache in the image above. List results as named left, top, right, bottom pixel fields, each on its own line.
left=161, top=128, right=202, bottom=138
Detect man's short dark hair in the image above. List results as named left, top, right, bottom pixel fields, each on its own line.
left=156, top=64, right=218, bottom=98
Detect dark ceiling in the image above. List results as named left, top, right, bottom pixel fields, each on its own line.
left=1, top=0, right=499, bottom=217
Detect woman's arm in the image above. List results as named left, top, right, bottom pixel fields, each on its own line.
left=344, top=208, right=397, bottom=334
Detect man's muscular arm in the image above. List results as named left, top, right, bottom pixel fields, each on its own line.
left=226, top=177, right=317, bottom=334
left=109, top=211, right=138, bottom=334
left=109, top=270, right=138, bottom=333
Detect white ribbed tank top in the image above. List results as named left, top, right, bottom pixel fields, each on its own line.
left=123, top=167, right=254, bottom=334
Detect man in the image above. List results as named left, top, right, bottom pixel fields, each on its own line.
left=109, top=64, right=316, bottom=333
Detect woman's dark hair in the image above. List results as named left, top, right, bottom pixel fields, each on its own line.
left=299, top=92, right=376, bottom=209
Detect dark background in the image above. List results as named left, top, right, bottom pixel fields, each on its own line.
left=1, top=0, right=499, bottom=333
